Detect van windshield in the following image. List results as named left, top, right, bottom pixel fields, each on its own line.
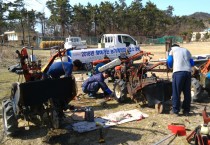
left=71, top=38, right=79, bottom=42
left=122, top=36, right=136, bottom=46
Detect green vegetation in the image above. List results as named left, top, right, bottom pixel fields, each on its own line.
left=196, top=32, right=201, bottom=41
left=0, top=47, right=50, bottom=100
left=0, top=69, right=17, bottom=100
left=204, top=32, right=210, bottom=40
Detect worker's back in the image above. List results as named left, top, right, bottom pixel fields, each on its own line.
left=170, top=46, right=192, bottom=73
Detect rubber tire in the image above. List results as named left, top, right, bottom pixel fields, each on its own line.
left=48, top=99, right=60, bottom=129
left=113, top=80, right=127, bottom=103
left=191, top=78, right=202, bottom=102
left=50, top=109, right=59, bottom=129
left=10, top=83, right=18, bottom=100
left=2, top=99, right=18, bottom=136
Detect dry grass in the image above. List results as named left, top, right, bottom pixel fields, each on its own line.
left=0, top=42, right=210, bottom=145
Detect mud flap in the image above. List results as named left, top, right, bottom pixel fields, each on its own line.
left=205, top=77, right=210, bottom=96
left=19, top=77, right=77, bottom=106
left=142, top=81, right=172, bottom=106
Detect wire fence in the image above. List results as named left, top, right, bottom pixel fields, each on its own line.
left=83, top=35, right=183, bottom=45
left=80, top=35, right=183, bottom=46
left=1, top=35, right=184, bottom=49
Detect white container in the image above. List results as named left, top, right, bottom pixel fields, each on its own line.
left=98, top=58, right=121, bottom=72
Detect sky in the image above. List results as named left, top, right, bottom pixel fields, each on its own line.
left=74, top=0, right=210, bottom=16
left=24, top=0, right=210, bottom=17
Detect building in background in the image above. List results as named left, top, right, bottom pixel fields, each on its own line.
left=191, top=28, right=210, bottom=41
left=4, top=30, right=38, bottom=47
left=4, top=31, right=18, bottom=41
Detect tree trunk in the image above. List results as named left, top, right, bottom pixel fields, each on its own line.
left=20, top=19, right=25, bottom=46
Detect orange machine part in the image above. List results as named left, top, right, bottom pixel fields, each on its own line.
left=92, top=59, right=110, bottom=66
left=201, top=59, right=210, bottom=74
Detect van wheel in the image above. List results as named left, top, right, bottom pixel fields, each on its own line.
left=191, top=78, right=202, bottom=102
left=113, top=80, right=127, bottom=103
left=2, top=100, right=18, bottom=136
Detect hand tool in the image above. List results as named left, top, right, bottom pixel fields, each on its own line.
left=153, top=124, right=186, bottom=145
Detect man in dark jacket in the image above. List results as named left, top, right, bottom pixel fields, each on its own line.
left=46, top=60, right=82, bottom=78
left=44, top=60, right=82, bottom=116
left=82, top=71, right=113, bottom=98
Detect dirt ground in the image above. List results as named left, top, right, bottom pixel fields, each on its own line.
left=0, top=42, right=210, bottom=145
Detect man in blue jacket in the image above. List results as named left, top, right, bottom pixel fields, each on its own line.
left=82, top=71, right=113, bottom=98
left=167, top=44, right=194, bottom=116
left=44, top=60, right=82, bottom=118
left=46, top=60, right=82, bottom=78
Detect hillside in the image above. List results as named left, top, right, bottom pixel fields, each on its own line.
left=189, top=12, right=210, bottom=20
left=188, top=12, right=210, bottom=28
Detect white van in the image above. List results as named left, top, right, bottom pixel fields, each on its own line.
left=64, top=36, right=87, bottom=50
left=98, top=34, right=138, bottom=48
left=56, top=34, right=140, bottom=67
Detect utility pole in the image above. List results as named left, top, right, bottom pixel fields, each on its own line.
left=94, top=11, right=97, bottom=36
left=27, top=11, right=31, bottom=48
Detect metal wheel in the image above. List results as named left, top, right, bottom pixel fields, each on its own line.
left=48, top=99, right=60, bottom=129
left=2, top=99, right=18, bottom=136
left=10, top=83, right=18, bottom=99
left=50, top=109, right=59, bottom=129
left=113, top=80, right=128, bottom=103
left=115, top=84, right=121, bottom=99
left=191, top=78, right=202, bottom=102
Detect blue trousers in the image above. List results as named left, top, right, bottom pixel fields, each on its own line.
left=82, top=82, right=100, bottom=95
left=172, top=71, right=191, bottom=113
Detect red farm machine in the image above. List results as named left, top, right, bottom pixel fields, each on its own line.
left=91, top=50, right=172, bottom=113
left=2, top=46, right=77, bottom=136
left=191, top=58, right=210, bottom=101
left=91, top=43, right=210, bottom=113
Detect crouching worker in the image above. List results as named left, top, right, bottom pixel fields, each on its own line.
left=82, top=71, right=114, bottom=99
left=45, top=59, right=82, bottom=78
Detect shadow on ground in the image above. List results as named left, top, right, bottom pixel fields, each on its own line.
left=64, top=125, right=167, bottom=145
